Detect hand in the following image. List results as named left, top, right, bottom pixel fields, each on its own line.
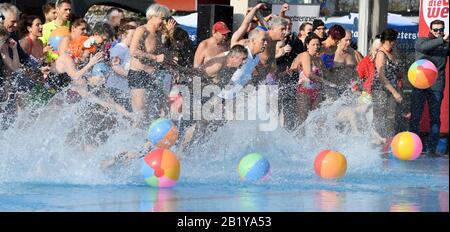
left=111, top=56, right=120, bottom=66
left=283, top=44, right=292, bottom=54
left=393, top=92, right=403, bottom=103
left=88, top=52, right=104, bottom=66
left=255, top=3, right=266, bottom=10
left=40, top=66, right=50, bottom=80
left=155, top=54, right=164, bottom=63
left=264, top=13, right=274, bottom=22
left=443, top=34, right=449, bottom=42
left=165, top=19, right=177, bottom=33
left=43, top=45, right=53, bottom=53
left=281, top=3, right=289, bottom=12
left=8, top=39, right=17, bottom=49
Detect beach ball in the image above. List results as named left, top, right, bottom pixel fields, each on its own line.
left=314, top=150, right=347, bottom=179
left=147, top=118, right=179, bottom=149
left=48, top=27, right=70, bottom=52
left=141, top=148, right=180, bottom=188
left=408, top=59, right=438, bottom=89
left=390, top=131, right=423, bottom=160
left=238, top=153, right=270, bottom=181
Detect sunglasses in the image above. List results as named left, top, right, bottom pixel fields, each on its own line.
left=432, top=28, right=445, bottom=33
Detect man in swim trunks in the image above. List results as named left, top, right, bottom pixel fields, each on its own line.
left=193, top=21, right=231, bottom=68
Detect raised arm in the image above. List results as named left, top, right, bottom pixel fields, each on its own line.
left=231, top=3, right=266, bottom=47
left=64, top=52, right=103, bottom=81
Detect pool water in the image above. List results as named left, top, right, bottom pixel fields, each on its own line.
left=0, top=92, right=448, bottom=212
left=0, top=158, right=447, bottom=212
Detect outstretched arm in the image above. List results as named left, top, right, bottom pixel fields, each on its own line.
left=231, top=3, right=266, bottom=47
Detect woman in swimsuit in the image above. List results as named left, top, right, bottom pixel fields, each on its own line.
left=18, top=15, right=52, bottom=63
left=331, top=30, right=363, bottom=97
left=320, top=24, right=346, bottom=71
left=290, top=33, right=336, bottom=127
left=372, top=29, right=404, bottom=144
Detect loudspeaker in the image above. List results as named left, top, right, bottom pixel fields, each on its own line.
left=197, top=4, right=233, bottom=44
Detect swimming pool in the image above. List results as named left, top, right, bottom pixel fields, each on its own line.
left=0, top=97, right=448, bottom=212
left=0, top=157, right=447, bottom=212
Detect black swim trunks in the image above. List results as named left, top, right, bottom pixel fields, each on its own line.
left=128, top=69, right=154, bottom=89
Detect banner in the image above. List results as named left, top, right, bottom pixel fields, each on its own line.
left=272, top=4, right=321, bottom=34
left=418, top=0, right=449, bottom=133
left=155, top=0, right=197, bottom=11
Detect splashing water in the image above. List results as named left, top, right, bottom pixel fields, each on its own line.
left=0, top=83, right=446, bottom=193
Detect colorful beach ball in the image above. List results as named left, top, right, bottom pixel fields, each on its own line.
left=48, top=27, right=70, bottom=52
left=147, top=118, right=179, bottom=149
left=141, top=148, right=180, bottom=188
left=314, top=150, right=347, bottom=179
left=390, top=132, right=423, bottom=160
left=408, top=59, right=438, bottom=89
left=238, top=153, right=270, bottom=181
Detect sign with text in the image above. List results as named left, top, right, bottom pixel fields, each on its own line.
left=272, top=4, right=321, bottom=33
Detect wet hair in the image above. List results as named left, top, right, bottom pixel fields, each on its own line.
left=71, top=18, right=87, bottom=30
left=55, top=0, right=72, bottom=7
left=430, top=19, right=445, bottom=29
left=299, top=22, right=312, bottom=32
left=92, top=22, right=115, bottom=40
left=380, top=28, right=398, bottom=43
left=269, top=16, right=289, bottom=29
left=18, top=15, right=40, bottom=39
left=228, top=44, right=248, bottom=58
left=42, top=3, right=55, bottom=15
left=304, top=33, right=321, bottom=45
left=327, top=24, right=346, bottom=41
left=145, top=3, right=170, bottom=19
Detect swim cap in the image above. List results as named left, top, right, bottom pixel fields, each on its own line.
left=68, top=36, right=97, bottom=58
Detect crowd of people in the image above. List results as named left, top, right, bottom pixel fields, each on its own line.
left=0, top=1, right=448, bottom=158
